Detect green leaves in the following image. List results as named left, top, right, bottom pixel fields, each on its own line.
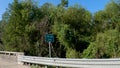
left=83, top=29, right=120, bottom=58
left=51, top=5, right=92, bottom=58
left=1, top=0, right=120, bottom=58
left=2, top=0, right=42, bottom=55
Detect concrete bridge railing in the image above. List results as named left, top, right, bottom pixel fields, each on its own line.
left=0, top=51, right=24, bottom=64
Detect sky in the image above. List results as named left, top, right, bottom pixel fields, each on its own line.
left=0, top=0, right=110, bottom=20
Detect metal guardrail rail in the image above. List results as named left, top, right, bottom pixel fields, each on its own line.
left=0, top=51, right=120, bottom=68
left=18, top=56, right=120, bottom=68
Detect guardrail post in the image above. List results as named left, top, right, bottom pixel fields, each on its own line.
left=17, top=52, right=24, bottom=65
left=45, top=66, right=48, bottom=68
left=56, top=66, right=58, bottom=68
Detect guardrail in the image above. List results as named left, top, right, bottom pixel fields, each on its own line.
left=0, top=51, right=120, bottom=68
left=18, top=56, right=120, bottom=68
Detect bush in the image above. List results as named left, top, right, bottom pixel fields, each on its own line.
left=66, top=48, right=80, bottom=58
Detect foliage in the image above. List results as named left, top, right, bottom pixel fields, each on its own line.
left=51, top=5, right=92, bottom=58
left=1, top=0, right=120, bottom=58
left=66, top=48, right=80, bottom=58
left=94, top=1, right=120, bottom=32
left=2, top=0, right=42, bottom=55
left=82, top=29, right=120, bottom=58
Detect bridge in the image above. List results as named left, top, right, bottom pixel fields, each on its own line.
left=0, top=51, right=120, bottom=68
left=0, top=57, right=29, bottom=68
left=0, top=51, right=29, bottom=68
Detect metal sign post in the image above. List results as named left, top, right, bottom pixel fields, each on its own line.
left=49, top=42, right=51, bottom=57
left=45, top=34, right=54, bottom=57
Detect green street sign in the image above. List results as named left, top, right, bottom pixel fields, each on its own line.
left=45, top=34, right=54, bottom=42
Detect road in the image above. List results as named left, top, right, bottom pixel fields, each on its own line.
left=0, top=55, right=30, bottom=68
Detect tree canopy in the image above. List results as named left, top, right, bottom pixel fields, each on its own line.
left=0, top=0, right=120, bottom=58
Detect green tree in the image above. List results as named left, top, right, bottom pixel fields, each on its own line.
left=2, top=0, right=43, bottom=55
left=52, top=5, right=92, bottom=58
left=58, top=0, right=68, bottom=7
left=82, top=29, right=120, bottom=58
left=94, top=1, right=120, bottom=33
left=83, top=1, right=120, bottom=58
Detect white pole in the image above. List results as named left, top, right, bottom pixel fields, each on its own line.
left=49, top=42, right=51, bottom=57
